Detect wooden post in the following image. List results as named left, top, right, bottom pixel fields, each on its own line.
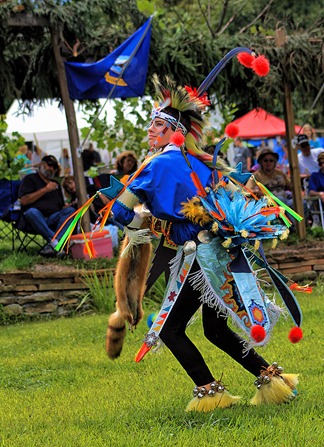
left=50, top=28, right=90, bottom=232
left=8, top=13, right=91, bottom=231
left=275, top=28, right=306, bottom=240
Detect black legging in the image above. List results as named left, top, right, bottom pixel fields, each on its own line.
left=159, top=262, right=269, bottom=386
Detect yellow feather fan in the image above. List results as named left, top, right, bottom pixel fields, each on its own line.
left=180, top=197, right=212, bottom=226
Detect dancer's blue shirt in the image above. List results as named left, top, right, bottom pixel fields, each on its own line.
left=111, top=145, right=213, bottom=244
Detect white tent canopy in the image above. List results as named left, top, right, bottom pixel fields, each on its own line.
left=5, top=99, right=115, bottom=164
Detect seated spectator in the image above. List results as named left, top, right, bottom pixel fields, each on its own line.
left=308, top=151, right=324, bottom=228
left=296, top=134, right=323, bottom=179
left=81, top=142, right=101, bottom=172
left=18, top=155, right=76, bottom=257
left=59, top=148, right=72, bottom=177
left=302, top=123, right=321, bottom=148
left=62, top=175, right=78, bottom=209
left=246, top=148, right=291, bottom=203
left=112, top=150, right=138, bottom=179
left=14, top=145, right=34, bottom=175
left=246, top=147, right=307, bottom=229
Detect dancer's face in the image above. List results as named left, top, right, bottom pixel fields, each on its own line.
left=148, top=118, right=174, bottom=149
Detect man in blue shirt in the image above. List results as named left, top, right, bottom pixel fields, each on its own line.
left=308, top=152, right=324, bottom=228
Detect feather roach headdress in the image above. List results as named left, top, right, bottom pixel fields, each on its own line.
left=151, top=47, right=270, bottom=169
left=151, top=74, right=209, bottom=152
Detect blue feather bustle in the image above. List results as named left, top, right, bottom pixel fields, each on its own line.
left=200, top=179, right=288, bottom=247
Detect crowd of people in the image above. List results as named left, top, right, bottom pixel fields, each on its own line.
left=14, top=142, right=140, bottom=258
left=14, top=119, right=323, bottom=260
left=215, top=125, right=324, bottom=229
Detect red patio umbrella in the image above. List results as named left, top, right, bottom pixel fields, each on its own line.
left=232, top=108, right=301, bottom=138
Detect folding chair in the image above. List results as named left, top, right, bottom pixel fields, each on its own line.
left=304, top=196, right=324, bottom=230
left=0, top=178, right=21, bottom=248
left=0, top=178, right=45, bottom=252
left=12, top=215, right=45, bottom=252
left=303, top=178, right=324, bottom=230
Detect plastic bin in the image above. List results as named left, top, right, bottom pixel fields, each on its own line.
left=70, top=230, right=113, bottom=260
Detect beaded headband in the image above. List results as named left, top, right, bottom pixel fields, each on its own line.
left=150, top=109, right=188, bottom=135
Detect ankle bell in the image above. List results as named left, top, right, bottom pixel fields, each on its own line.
left=193, top=381, right=225, bottom=398
left=254, top=362, right=284, bottom=389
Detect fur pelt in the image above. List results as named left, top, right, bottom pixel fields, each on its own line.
left=106, top=235, right=152, bottom=360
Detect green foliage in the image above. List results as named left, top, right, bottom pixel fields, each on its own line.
left=79, top=270, right=116, bottom=314
left=0, top=236, right=118, bottom=273
left=0, top=249, right=42, bottom=272
left=80, top=97, right=152, bottom=162
left=0, top=116, right=25, bottom=180
left=0, top=286, right=323, bottom=446
left=1, top=0, right=323, bottom=126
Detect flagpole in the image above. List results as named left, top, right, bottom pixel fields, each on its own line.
left=80, top=16, right=153, bottom=149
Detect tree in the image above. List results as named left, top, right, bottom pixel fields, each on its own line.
left=0, top=0, right=323, bottom=125
left=0, top=116, right=25, bottom=180
left=139, top=0, right=324, bottom=125
left=0, top=0, right=144, bottom=112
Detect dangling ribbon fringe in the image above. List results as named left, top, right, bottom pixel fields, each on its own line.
left=254, top=179, right=303, bottom=225
left=289, top=282, right=313, bottom=293
left=54, top=194, right=97, bottom=252
left=80, top=227, right=97, bottom=258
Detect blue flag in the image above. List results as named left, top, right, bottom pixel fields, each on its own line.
left=64, top=17, right=152, bottom=100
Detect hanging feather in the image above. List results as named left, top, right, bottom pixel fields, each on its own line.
left=190, top=171, right=207, bottom=197
left=80, top=227, right=97, bottom=259
left=135, top=342, right=152, bottom=363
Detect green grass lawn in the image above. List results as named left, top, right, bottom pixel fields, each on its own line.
left=0, top=284, right=323, bottom=447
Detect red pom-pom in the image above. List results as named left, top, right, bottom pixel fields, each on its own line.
left=288, top=327, right=303, bottom=344
left=251, top=325, right=266, bottom=343
left=225, top=123, right=239, bottom=138
left=251, top=55, right=270, bottom=77
left=170, top=130, right=185, bottom=147
left=237, top=52, right=254, bottom=68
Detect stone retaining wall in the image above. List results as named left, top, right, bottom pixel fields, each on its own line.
left=265, top=245, right=324, bottom=283
left=1, top=245, right=323, bottom=323
left=0, top=269, right=113, bottom=322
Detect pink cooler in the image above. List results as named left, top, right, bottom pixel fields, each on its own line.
left=70, top=230, right=113, bottom=260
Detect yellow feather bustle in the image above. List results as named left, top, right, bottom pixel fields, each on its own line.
left=180, top=198, right=212, bottom=226
left=186, top=390, right=241, bottom=412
